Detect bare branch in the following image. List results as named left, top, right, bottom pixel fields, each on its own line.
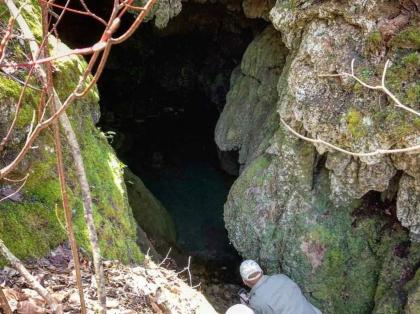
left=280, top=118, right=420, bottom=157
left=3, top=174, right=28, bottom=182
left=0, top=16, right=16, bottom=63
left=158, top=247, right=172, bottom=267
left=174, top=256, right=193, bottom=287
left=40, top=1, right=87, bottom=311
left=319, top=58, right=420, bottom=117
left=0, top=239, right=63, bottom=313
left=0, top=2, right=157, bottom=312
left=0, top=173, right=28, bottom=202
left=282, top=58, right=420, bottom=157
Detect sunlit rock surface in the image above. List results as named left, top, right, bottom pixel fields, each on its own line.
left=214, top=0, right=420, bottom=312
left=1, top=0, right=419, bottom=312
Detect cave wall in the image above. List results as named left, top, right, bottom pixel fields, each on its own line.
left=134, top=0, right=420, bottom=311
left=209, top=0, right=420, bottom=313
left=0, top=2, right=147, bottom=265
left=1, top=0, right=418, bottom=312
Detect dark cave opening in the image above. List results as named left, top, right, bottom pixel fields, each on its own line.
left=54, top=1, right=266, bottom=274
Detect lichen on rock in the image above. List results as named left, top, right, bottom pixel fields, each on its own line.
left=215, top=0, right=420, bottom=312
left=215, top=25, right=288, bottom=168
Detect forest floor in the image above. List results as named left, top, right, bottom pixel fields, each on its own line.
left=0, top=245, right=240, bottom=313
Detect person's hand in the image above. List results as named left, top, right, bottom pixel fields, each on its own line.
left=238, top=288, right=249, bottom=304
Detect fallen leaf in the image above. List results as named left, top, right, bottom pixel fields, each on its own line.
left=17, top=299, right=46, bottom=314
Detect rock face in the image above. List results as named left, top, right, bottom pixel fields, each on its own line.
left=2, top=0, right=419, bottom=312
left=215, top=25, right=288, bottom=168
left=125, top=168, right=177, bottom=254
left=214, top=0, right=420, bottom=312
left=0, top=3, right=143, bottom=264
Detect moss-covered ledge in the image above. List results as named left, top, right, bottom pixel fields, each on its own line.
left=0, top=2, right=143, bottom=265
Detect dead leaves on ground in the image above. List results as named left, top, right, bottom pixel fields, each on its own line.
left=0, top=245, right=216, bottom=313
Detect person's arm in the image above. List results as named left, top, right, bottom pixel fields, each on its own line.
left=249, top=297, right=276, bottom=314
left=252, top=304, right=277, bottom=314
left=238, top=289, right=250, bottom=305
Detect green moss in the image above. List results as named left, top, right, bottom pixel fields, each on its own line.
left=347, top=108, right=367, bottom=139
left=53, top=54, right=99, bottom=114
left=372, top=106, right=420, bottom=142
left=353, top=82, right=364, bottom=94
left=390, top=26, right=420, bottom=50
left=0, top=1, right=143, bottom=265
left=0, top=202, right=66, bottom=267
left=404, top=254, right=420, bottom=313
left=388, top=53, right=419, bottom=85
left=0, top=75, right=42, bottom=127
left=414, top=118, right=420, bottom=129
left=406, top=85, right=420, bottom=104
left=65, top=118, right=144, bottom=263
left=359, top=67, right=375, bottom=81
left=0, top=76, right=23, bottom=100
left=374, top=51, right=420, bottom=142
left=305, top=210, right=384, bottom=313
left=366, top=31, right=383, bottom=54
left=372, top=229, right=411, bottom=314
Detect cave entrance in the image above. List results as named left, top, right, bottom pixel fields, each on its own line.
left=96, top=3, right=264, bottom=266
left=55, top=0, right=265, bottom=284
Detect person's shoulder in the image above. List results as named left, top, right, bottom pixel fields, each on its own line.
left=269, top=274, right=299, bottom=287
left=270, top=273, right=292, bottom=281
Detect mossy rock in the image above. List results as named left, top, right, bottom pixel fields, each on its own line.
left=0, top=2, right=143, bottom=265
left=125, top=168, right=177, bottom=252
left=390, top=25, right=420, bottom=50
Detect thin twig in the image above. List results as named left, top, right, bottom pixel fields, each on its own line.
left=158, top=247, right=172, bottom=267
left=24, top=109, right=35, bottom=145
left=0, top=71, right=42, bottom=91
left=187, top=256, right=193, bottom=287
left=41, top=1, right=87, bottom=311
left=0, top=173, right=28, bottom=202
left=3, top=174, right=28, bottom=182
left=174, top=256, right=193, bottom=287
left=0, top=16, right=16, bottom=63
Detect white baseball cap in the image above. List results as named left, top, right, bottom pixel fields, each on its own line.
left=240, top=260, right=263, bottom=281
left=226, top=304, right=255, bottom=314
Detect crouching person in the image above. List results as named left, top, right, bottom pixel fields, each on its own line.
left=226, top=260, right=321, bottom=314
